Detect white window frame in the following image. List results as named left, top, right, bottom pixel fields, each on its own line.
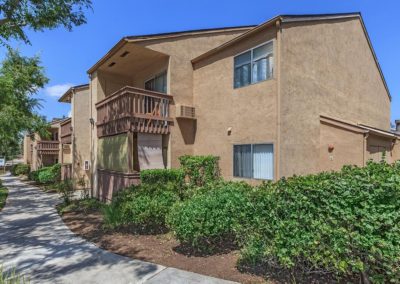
left=233, top=40, right=274, bottom=89
left=233, top=143, right=274, bottom=180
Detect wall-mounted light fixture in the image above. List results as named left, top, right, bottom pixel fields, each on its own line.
left=89, top=118, right=95, bottom=125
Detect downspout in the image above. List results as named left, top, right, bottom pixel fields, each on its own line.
left=71, top=89, right=76, bottom=186
left=89, top=73, right=94, bottom=198
left=275, top=19, right=282, bottom=180
left=363, top=132, right=369, bottom=166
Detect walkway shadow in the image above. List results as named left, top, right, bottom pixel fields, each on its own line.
left=0, top=175, right=163, bottom=283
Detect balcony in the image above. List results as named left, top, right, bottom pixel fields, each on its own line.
left=96, top=86, right=173, bottom=138
left=60, top=118, right=72, bottom=144
left=37, top=141, right=60, bottom=155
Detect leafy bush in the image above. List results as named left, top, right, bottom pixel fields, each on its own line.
left=238, top=161, right=400, bottom=283
left=37, top=164, right=61, bottom=184
left=28, top=170, right=39, bottom=182
left=179, top=155, right=220, bottom=187
left=14, top=164, right=30, bottom=175
left=103, top=185, right=180, bottom=232
left=57, top=179, right=74, bottom=205
left=0, top=183, right=8, bottom=210
left=58, top=198, right=102, bottom=214
left=10, top=165, right=18, bottom=176
left=167, top=181, right=254, bottom=250
left=140, top=169, right=184, bottom=186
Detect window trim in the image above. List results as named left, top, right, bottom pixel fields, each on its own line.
left=232, top=142, right=275, bottom=180
left=233, top=40, right=274, bottom=89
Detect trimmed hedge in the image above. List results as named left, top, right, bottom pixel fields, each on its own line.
left=167, top=161, right=400, bottom=282
left=140, top=169, right=184, bottom=186
left=0, top=180, right=7, bottom=210
left=241, top=161, right=400, bottom=282
left=29, top=164, right=61, bottom=184
left=167, top=181, right=254, bottom=249
left=103, top=184, right=180, bottom=231
left=10, top=164, right=30, bottom=176
left=179, top=155, right=220, bottom=187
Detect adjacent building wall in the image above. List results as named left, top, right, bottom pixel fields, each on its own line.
left=89, top=29, right=252, bottom=197
left=72, top=87, right=91, bottom=188
left=279, top=17, right=391, bottom=178
left=319, top=122, right=365, bottom=172
left=192, top=28, right=278, bottom=180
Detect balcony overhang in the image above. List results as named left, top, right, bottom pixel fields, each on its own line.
left=96, top=86, right=173, bottom=138
left=90, top=41, right=169, bottom=76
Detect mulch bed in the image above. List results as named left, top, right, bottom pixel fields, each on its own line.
left=61, top=210, right=267, bottom=284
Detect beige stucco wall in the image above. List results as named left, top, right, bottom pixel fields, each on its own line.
left=393, top=139, right=400, bottom=162
left=23, top=135, right=32, bottom=165
left=366, top=134, right=395, bottom=163
left=319, top=122, right=365, bottom=172
left=98, top=134, right=129, bottom=172
left=89, top=29, right=252, bottom=196
left=279, top=18, right=391, bottom=177
left=192, top=28, right=278, bottom=180
left=71, top=88, right=91, bottom=188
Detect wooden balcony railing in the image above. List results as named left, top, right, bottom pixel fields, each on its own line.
left=37, top=141, right=60, bottom=155
left=96, top=86, right=173, bottom=138
left=60, top=118, right=72, bottom=144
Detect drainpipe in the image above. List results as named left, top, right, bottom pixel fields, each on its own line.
left=363, top=132, right=369, bottom=166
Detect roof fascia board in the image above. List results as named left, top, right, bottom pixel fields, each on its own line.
left=87, top=26, right=255, bottom=75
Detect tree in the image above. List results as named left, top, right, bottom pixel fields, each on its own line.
left=0, top=0, right=92, bottom=45
left=0, top=49, right=49, bottom=159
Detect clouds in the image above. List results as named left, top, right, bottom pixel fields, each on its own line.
left=67, top=110, right=72, bottom=118
left=44, top=83, right=73, bottom=98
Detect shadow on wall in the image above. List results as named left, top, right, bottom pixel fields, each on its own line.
left=177, top=119, right=196, bottom=145
left=72, top=137, right=90, bottom=189
left=98, top=134, right=129, bottom=173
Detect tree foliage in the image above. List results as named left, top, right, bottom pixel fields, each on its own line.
left=0, top=49, right=49, bottom=158
left=0, top=0, right=92, bottom=45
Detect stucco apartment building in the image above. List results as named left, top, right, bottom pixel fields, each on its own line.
left=59, top=12, right=399, bottom=200
left=23, top=118, right=71, bottom=171
left=58, top=84, right=91, bottom=188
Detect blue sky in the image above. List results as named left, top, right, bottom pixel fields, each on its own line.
left=2, top=0, right=399, bottom=125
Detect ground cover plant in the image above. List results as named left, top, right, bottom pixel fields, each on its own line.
left=0, top=180, right=8, bottom=210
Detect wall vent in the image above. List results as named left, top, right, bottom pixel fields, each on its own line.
left=120, top=51, right=130, bottom=57
left=176, top=104, right=196, bottom=119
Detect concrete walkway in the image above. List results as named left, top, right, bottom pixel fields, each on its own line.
left=0, top=174, right=236, bottom=284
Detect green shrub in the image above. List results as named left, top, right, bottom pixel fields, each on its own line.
left=57, top=179, right=74, bottom=205
left=37, top=164, right=61, bottom=184
left=238, top=161, right=400, bottom=283
left=14, top=164, right=30, bottom=175
left=28, top=170, right=39, bottom=182
left=179, top=155, right=220, bottom=187
left=103, top=185, right=179, bottom=232
left=0, top=184, right=8, bottom=210
left=140, top=169, right=184, bottom=186
left=10, top=164, right=18, bottom=176
left=167, top=181, right=254, bottom=249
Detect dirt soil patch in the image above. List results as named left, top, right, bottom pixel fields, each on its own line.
left=61, top=210, right=266, bottom=284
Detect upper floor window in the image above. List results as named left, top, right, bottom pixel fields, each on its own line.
left=145, top=71, right=167, bottom=94
left=234, top=41, right=273, bottom=88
